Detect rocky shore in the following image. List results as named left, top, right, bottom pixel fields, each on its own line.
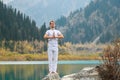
left=42, top=67, right=101, bottom=80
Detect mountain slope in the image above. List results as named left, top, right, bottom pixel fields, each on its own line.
left=56, top=0, right=120, bottom=43
left=8, top=0, right=91, bottom=26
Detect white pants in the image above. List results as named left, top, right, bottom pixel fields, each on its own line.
left=48, top=47, right=58, bottom=73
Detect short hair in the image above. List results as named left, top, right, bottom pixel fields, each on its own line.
left=49, top=20, right=55, bottom=25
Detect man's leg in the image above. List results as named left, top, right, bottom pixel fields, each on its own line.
left=48, top=48, right=53, bottom=73
left=52, top=47, right=58, bottom=73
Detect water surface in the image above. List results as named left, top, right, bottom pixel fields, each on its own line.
left=0, top=60, right=101, bottom=80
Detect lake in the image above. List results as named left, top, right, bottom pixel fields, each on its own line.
left=0, top=60, right=102, bottom=80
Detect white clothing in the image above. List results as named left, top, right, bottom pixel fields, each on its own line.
left=45, top=29, right=61, bottom=47
left=48, top=47, right=58, bottom=72
left=45, top=29, right=61, bottom=72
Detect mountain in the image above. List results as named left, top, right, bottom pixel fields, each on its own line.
left=8, top=0, right=91, bottom=26
left=0, top=1, right=47, bottom=41
left=56, top=0, right=120, bottom=43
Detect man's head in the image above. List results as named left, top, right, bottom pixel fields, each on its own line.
left=49, top=20, right=55, bottom=29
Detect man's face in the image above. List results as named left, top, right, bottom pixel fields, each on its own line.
left=50, top=21, right=55, bottom=28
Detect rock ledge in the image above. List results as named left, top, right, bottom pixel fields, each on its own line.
left=42, top=67, right=102, bottom=80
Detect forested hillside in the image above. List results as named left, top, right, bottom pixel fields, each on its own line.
left=0, top=1, right=47, bottom=53
left=56, top=0, right=120, bottom=43
left=0, top=1, right=47, bottom=41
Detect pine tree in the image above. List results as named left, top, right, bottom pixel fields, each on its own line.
left=0, top=1, right=40, bottom=41
left=39, top=23, right=47, bottom=41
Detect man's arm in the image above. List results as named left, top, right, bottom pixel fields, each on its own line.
left=44, top=34, right=64, bottom=39
left=44, top=34, right=54, bottom=39
left=56, top=34, right=64, bottom=39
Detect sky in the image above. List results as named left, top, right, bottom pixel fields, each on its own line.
left=2, top=0, right=91, bottom=27
left=1, top=0, right=13, bottom=4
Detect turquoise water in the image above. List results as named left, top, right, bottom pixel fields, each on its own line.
left=0, top=60, right=102, bottom=65
left=0, top=60, right=102, bottom=80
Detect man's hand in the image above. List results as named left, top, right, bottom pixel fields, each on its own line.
left=53, top=32, right=55, bottom=38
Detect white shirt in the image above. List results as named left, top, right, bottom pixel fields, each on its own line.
left=45, top=29, right=61, bottom=47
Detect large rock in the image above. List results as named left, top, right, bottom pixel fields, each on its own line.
left=42, top=73, right=60, bottom=80
left=61, top=67, right=101, bottom=80
left=42, top=67, right=102, bottom=80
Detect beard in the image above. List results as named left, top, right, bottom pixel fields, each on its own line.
left=51, top=26, right=55, bottom=29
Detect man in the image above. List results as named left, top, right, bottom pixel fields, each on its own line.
left=44, top=20, right=64, bottom=74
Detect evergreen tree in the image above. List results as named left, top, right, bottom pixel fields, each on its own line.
left=39, top=23, right=47, bottom=41
left=0, top=1, right=40, bottom=41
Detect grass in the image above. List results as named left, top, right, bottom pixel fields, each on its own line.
left=0, top=42, right=106, bottom=61
left=0, top=51, right=101, bottom=61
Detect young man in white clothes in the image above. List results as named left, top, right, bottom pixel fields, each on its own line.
left=44, top=20, right=64, bottom=74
